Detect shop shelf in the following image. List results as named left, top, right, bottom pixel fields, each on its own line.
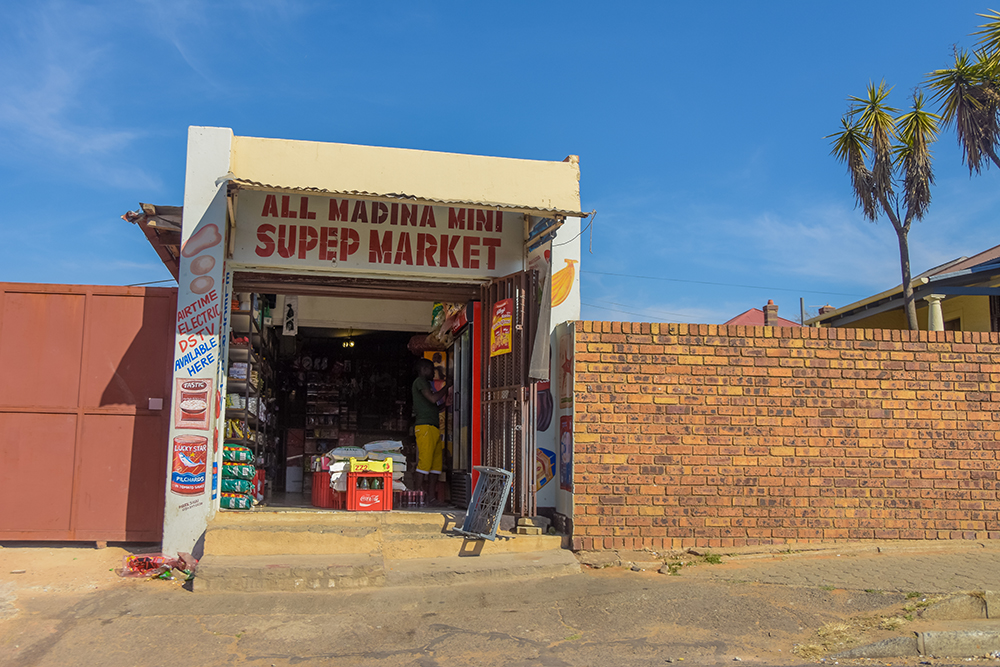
left=226, top=378, right=258, bottom=395
left=228, top=344, right=261, bottom=365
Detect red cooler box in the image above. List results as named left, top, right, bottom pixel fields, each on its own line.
left=311, top=471, right=335, bottom=508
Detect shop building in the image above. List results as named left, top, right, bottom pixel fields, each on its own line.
left=134, top=127, right=586, bottom=556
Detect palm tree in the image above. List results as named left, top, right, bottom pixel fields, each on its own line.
left=829, top=82, right=940, bottom=330
left=925, top=46, right=1000, bottom=174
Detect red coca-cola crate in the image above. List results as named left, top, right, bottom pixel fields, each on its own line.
left=311, top=472, right=334, bottom=508
left=347, top=472, right=393, bottom=511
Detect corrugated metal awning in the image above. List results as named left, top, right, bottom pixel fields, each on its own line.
left=227, top=178, right=589, bottom=219
left=122, top=203, right=182, bottom=281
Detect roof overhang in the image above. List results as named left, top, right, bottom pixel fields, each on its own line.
left=122, top=203, right=182, bottom=281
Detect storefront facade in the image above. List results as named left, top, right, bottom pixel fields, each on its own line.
left=161, top=127, right=583, bottom=556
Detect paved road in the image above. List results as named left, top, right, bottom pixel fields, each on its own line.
left=2, top=542, right=1000, bottom=666
left=680, top=543, right=1000, bottom=593
left=0, top=572, right=872, bottom=667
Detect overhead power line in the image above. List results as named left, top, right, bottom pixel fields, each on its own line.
left=586, top=298, right=694, bottom=320
left=126, top=279, right=178, bottom=287
left=582, top=270, right=864, bottom=298
left=583, top=302, right=684, bottom=321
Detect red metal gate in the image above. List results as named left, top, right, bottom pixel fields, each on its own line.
left=481, top=271, right=539, bottom=517
left=0, top=283, right=176, bottom=542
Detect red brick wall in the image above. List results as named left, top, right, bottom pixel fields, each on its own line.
left=571, top=321, right=1000, bottom=551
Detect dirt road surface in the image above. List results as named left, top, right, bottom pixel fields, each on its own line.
left=1, top=543, right=998, bottom=666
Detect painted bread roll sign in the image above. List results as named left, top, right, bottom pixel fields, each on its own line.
left=232, top=191, right=523, bottom=278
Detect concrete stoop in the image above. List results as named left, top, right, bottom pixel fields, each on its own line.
left=194, top=550, right=581, bottom=592
left=195, top=509, right=577, bottom=592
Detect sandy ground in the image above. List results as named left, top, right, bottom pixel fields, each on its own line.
left=1, top=542, right=999, bottom=666
left=0, top=543, right=185, bottom=615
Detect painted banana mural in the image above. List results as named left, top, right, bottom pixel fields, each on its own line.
left=551, top=259, right=578, bottom=307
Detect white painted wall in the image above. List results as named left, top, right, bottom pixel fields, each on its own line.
left=162, top=127, right=233, bottom=557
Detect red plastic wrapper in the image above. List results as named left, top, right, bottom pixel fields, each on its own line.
left=117, top=552, right=198, bottom=579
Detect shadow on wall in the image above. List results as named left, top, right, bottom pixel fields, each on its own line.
left=95, top=288, right=177, bottom=542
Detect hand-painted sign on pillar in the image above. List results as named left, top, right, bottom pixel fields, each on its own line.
left=161, top=127, right=232, bottom=558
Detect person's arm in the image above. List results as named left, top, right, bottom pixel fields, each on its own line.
left=420, top=376, right=451, bottom=404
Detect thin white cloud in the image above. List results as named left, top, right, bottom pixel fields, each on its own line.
left=587, top=174, right=999, bottom=299
left=0, top=2, right=159, bottom=189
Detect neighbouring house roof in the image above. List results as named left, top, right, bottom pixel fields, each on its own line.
left=723, top=308, right=801, bottom=327
left=805, top=243, right=1000, bottom=327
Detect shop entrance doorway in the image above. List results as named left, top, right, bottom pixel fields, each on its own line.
left=226, top=269, right=538, bottom=515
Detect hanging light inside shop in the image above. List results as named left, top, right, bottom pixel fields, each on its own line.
left=342, top=329, right=355, bottom=348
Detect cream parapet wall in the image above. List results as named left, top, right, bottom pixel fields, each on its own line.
left=160, top=127, right=582, bottom=556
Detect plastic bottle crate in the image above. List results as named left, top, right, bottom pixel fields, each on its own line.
left=311, top=472, right=335, bottom=508
left=347, top=471, right=393, bottom=511
left=331, top=490, right=347, bottom=510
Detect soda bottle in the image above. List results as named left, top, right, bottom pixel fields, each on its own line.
left=359, top=477, right=368, bottom=490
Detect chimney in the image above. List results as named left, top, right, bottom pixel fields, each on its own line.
left=763, top=299, right=779, bottom=326
left=818, top=304, right=836, bottom=316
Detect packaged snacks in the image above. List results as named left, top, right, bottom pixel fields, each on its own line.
left=221, top=478, right=253, bottom=494
left=222, top=462, right=256, bottom=480
left=220, top=492, right=253, bottom=509
left=223, top=445, right=254, bottom=463
left=225, top=393, right=246, bottom=409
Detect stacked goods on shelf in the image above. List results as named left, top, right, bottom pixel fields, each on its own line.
left=221, top=445, right=256, bottom=510
left=301, top=342, right=412, bottom=458
left=323, top=446, right=367, bottom=497
left=223, top=293, right=276, bottom=507
left=363, top=441, right=408, bottom=492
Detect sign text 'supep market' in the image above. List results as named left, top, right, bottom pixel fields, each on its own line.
left=233, top=192, right=523, bottom=278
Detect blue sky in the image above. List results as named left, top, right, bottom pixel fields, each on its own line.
left=1, top=1, right=997, bottom=324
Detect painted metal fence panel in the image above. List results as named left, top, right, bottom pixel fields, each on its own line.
left=0, top=283, right=176, bottom=542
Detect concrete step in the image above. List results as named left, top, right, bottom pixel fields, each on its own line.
left=382, top=531, right=567, bottom=559
left=204, top=509, right=456, bottom=556
left=194, top=553, right=385, bottom=592
left=204, top=508, right=565, bottom=558
left=193, top=550, right=580, bottom=593
left=383, top=550, right=581, bottom=587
